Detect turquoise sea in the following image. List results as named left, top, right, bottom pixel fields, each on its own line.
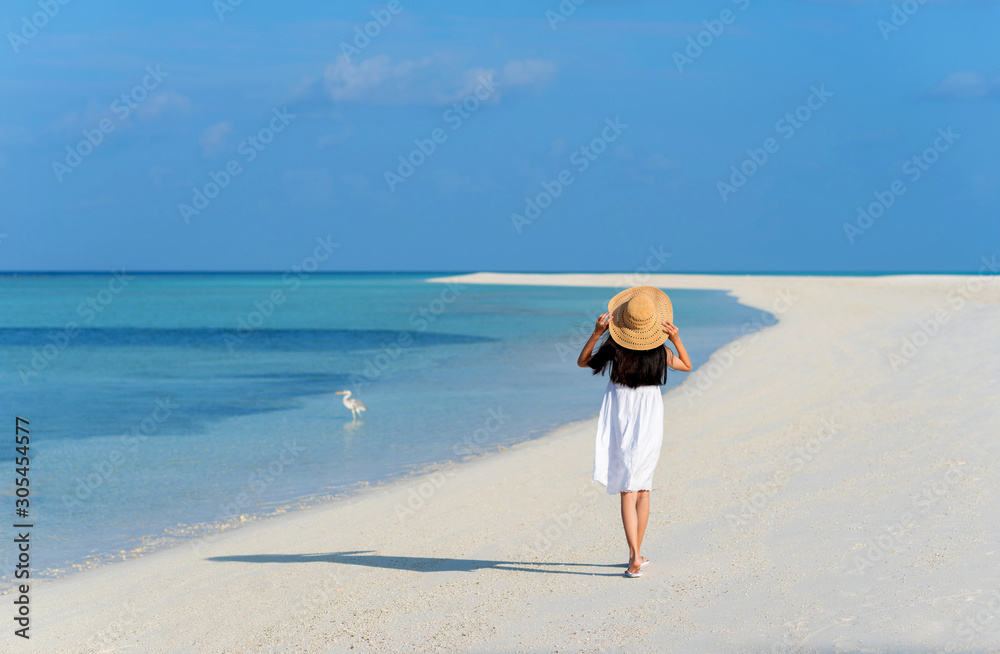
left=0, top=273, right=763, bottom=580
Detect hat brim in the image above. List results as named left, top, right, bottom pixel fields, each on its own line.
left=607, top=286, right=673, bottom=351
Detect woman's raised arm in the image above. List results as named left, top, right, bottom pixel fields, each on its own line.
left=662, top=321, right=692, bottom=372
left=577, top=312, right=612, bottom=367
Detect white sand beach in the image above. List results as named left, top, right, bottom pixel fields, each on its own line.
left=13, top=272, right=1000, bottom=653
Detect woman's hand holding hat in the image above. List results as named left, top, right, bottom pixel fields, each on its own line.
left=662, top=321, right=680, bottom=342
left=593, top=312, right=612, bottom=336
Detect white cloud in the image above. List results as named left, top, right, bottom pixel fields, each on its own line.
left=927, top=71, right=999, bottom=100
left=199, top=121, right=233, bottom=157
left=319, top=54, right=558, bottom=106
left=324, top=54, right=440, bottom=104
left=502, top=59, right=558, bottom=87
left=135, top=92, right=193, bottom=119
left=45, top=91, right=193, bottom=136
left=433, top=60, right=557, bottom=105
left=436, top=66, right=501, bottom=104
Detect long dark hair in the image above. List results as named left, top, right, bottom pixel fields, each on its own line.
left=588, top=336, right=667, bottom=388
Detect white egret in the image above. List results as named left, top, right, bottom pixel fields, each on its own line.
left=335, top=390, right=368, bottom=421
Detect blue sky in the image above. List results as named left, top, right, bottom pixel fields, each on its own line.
left=1, top=0, right=998, bottom=272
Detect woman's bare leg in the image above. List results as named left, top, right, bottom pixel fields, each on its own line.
left=620, top=492, right=641, bottom=574
left=636, top=490, right=650, bottom=560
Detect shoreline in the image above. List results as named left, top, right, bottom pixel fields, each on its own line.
left=11, top=402, right=606, bottom=585
left=13, top=272, right=1000, bottom=653
left=11, top=275, right=758, bottom=585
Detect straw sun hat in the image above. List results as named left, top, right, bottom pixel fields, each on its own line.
left=607, top=286, right=673, bottom=351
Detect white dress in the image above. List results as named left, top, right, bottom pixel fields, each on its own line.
left=593, top=381, right=664, bottom=494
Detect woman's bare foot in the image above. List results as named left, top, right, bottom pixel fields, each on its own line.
left=627, top=556, right=644, bottom=575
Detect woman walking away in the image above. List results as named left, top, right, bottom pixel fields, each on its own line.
left=576, top=286, right=692, bottom=578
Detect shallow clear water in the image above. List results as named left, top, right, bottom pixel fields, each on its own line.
left=0, top=273, right=763, bottom=578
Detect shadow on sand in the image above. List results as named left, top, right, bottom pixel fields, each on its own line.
left=207, top=550, right=624, bottom=576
